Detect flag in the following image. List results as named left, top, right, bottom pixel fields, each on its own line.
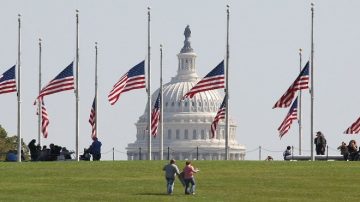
left=344, top=117, right=360, bottom=134
left=273, top=61, right=309, bottom=108
left=151, top=93, right=161, bottom=137
left=183, top=60, right=224, bottom=99
left=278, top=97, right=298, bottom=138
left=40, top=101, right=50, bottom=138
left=36, top=62, right=74, bottom=100
left=0, top=65, right=16, bottom=95
left=108, top=61, right=146, bottom=105
left=36, top=101, right=49, bottom=138
left=211, top=96, right=226, bottom=138
left=89, top=98, right=96, bottom=138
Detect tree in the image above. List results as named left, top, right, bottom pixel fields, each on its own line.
left=0, top=124, right=29, bottom=161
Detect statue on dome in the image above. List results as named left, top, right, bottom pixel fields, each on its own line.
left=181, top=25, right=193, bottom=53
left=184, top=25, right=191, bottom=39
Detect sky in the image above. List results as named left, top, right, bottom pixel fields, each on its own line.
left=1, top=0, right=360, bottom=161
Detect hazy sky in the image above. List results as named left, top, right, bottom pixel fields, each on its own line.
left=1, top=0, right=360, bottom=160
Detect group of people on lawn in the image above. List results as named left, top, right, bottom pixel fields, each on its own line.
left=283, top=131, right=360, bottom=161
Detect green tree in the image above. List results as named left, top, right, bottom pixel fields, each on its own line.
left=0, top=124, right=29, bottom=161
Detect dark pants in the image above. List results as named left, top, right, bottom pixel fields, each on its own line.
left=92, top=153, right=101, bottom=161
left=184, top=177, right=196, bottom=194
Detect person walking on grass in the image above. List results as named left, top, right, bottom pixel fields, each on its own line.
left=183, top=160, right=199, bottom=195
left=163, top=159, right=180, bottom=195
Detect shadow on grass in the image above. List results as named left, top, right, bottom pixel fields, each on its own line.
left=136, top=193, right=170, bottom=196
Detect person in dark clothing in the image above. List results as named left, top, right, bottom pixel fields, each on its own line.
left=314, top=131, right=326, bottom=155
left=88, top=137, right=102, bottom=161
left=283, top=146, right=291, bottom=160
left=28, top=139, right=38, bottom=161
left=338, top=142, right=349, bottom=160
left=347, top=140, right=358, bottom=161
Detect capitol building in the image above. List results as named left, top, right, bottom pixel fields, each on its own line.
left=126, top=26, right=246, bottom=160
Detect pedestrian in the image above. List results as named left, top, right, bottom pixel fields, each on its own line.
left=162, top=159, right=180, bottom=195
left=28, top=139, right=38, bottom=161
left=183, top=160, right=199, bottom=195
left=314, top=131, right=326, bottom=155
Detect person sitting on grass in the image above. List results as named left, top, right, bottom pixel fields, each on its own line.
left=283, top=146, right=291, bottom=160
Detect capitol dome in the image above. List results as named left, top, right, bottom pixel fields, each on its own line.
left=126, top=25, right=246, bottom=160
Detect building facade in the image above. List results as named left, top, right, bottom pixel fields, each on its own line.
left=126, top=26, right=246, bottom=160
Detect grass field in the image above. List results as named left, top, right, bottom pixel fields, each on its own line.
left=0, top=160, right=359, bottom=202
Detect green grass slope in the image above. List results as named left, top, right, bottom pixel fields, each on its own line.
left=0, top=161, right=359, bottom=202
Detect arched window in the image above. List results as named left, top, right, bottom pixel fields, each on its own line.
left=201, top=130, right=205, bottom=139
left=167, top=129, right=172, bottom=140
left=176, top=129, right=180, bottom=139
left=193, top=130, right=197, bottom=139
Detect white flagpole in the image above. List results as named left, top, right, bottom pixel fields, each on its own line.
left=310, top=3, right=315, bottom=161
left=38, top=38, right=42, bottom=146
left=147, top=7, right=152, bottom=160
left=160, top=44, right=163, bottom=160
left=17, top=14, right=22, bottom=162
left=298, top=48, right=302, bottom=155
left=225, top=5, right=230, bottom=160
left=95, top=42, right=98, bottom=138
left=75, top=9, right=80, bottom=161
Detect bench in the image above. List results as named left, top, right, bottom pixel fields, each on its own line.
left=285, top=155, right=345, bottom=161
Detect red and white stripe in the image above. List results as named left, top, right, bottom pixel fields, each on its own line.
left=37, top=77, right=74, bottom=99
left=108, top=74, right=146, bottom=105
left=183, top=75, right=225, bottom=99
left=151, top=108, right=160, bottom=137
left=41, top=104, right=49, bottom=138
left=344, top=117, right=360, bottom=134
left=278, top=108, right=298, bottom=138
left=0, top=79, right=16, bottom=94
left=211, top=106, right=226, bottom=138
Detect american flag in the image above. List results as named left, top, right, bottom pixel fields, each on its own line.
left=211, top=96, right=226, bottom=138
left=37, top=62, right=74, bottom=100
left=183, top=60, right=224, bottom=99
left=273, top=61, right=309, bottom=108
left=0, top=65, right=16, bottom=95
left=89, top=98, right=96, bottom=138
left=344, top=117, right=360, bottom=134
left=278, top=97, right=298, bottom=138
left=41, top=102, right=50, bottom=138
left=151, top=93, right=161, bottom=137
left=36, top=101, right=49, bottom=138
left=108, top=61, right=146, bottom=105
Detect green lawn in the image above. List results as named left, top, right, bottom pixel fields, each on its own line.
left=0, top=161, right=359, bottom=202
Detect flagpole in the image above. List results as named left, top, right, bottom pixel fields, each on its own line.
left=298, top=48, right=302, bottom=155
left=38, top=38, right=42, bottom=146
left=17, top=14, right=22, bottom=162
left=75, top=9, right=80, bottom=161
left=225, top=5, right=230, bottom=160
left=310, top=3, right=315, bottom=161
left=295, top=48, right=302, bottom=155
left=95, top=42, right=98, bottom=138
left=160, top=44, right=163, bottom=160
left=147, top=7, right=152, bottom=160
